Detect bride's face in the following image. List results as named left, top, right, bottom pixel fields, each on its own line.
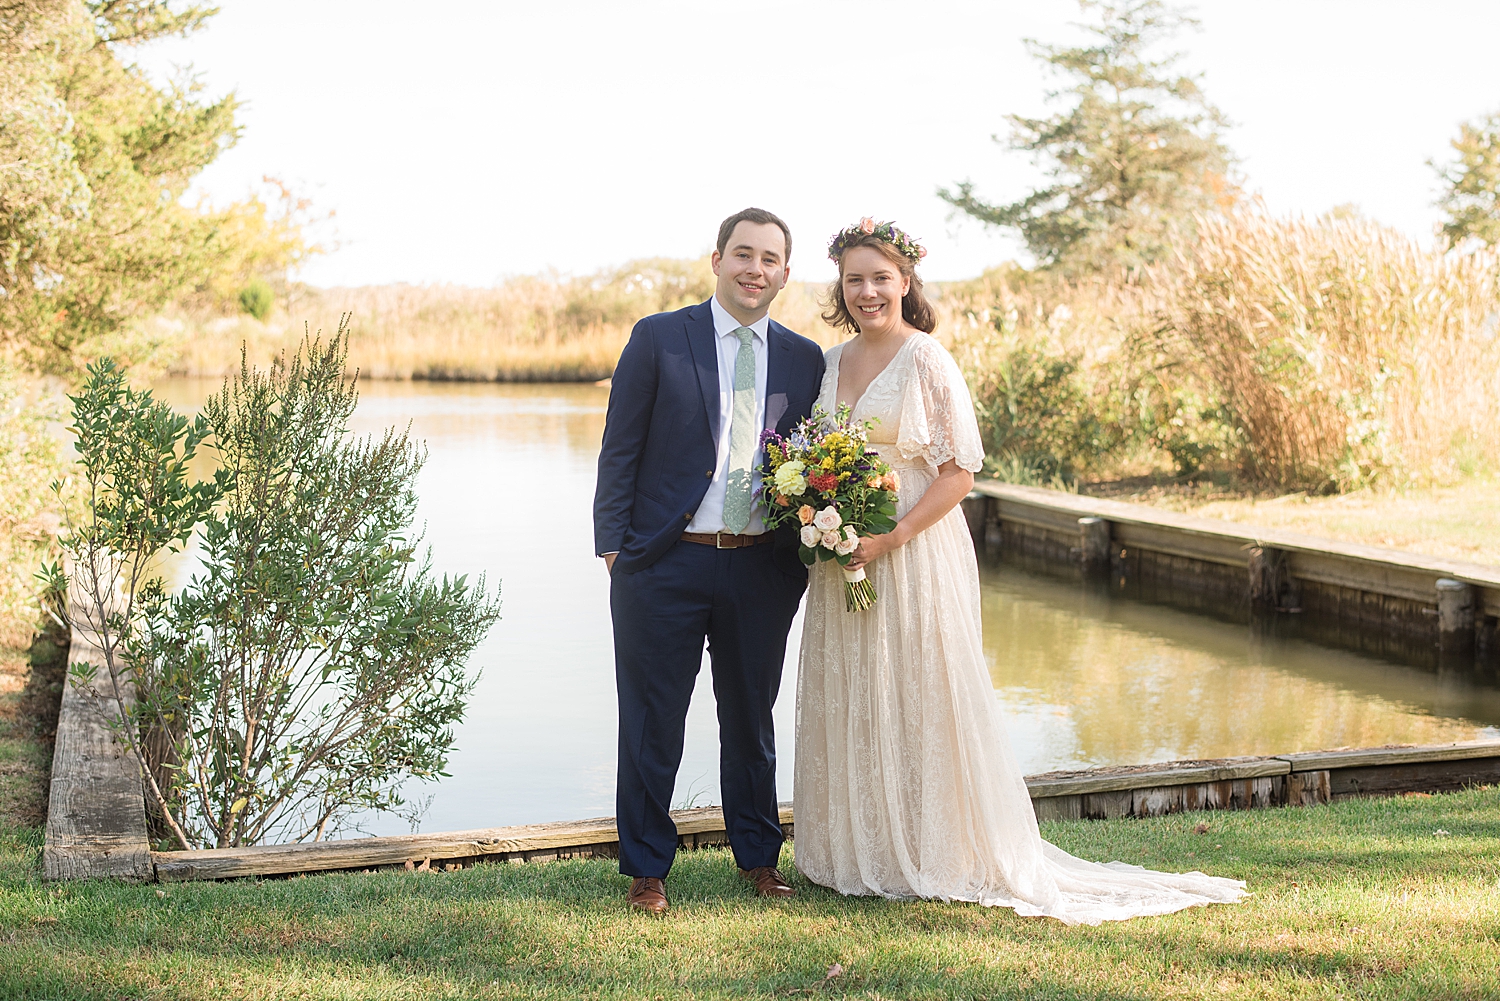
left=840, top=246, right=909, bottom=334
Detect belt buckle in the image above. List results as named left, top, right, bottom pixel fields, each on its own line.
left=716, top=531, right=730, bottom=549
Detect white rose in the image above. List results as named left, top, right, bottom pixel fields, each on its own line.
left=799, top=525, right=820, bottom=548
left=843, top=525, right=858, bottom=541
left=835, top=537, right=858, bottom=555
left=812, top=506, right=842, bottom=531
left=774, top=461, right=807, bottom=496
left=820, top=530, right=840, bottom=550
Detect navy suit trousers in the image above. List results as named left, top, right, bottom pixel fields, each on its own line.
left=610, top=540, right=805, bottom=877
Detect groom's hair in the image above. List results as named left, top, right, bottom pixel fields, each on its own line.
left=716, top=208, right=792, bottom=262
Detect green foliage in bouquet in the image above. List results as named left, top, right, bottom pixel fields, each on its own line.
left=759, top=405, right=898, bottom=610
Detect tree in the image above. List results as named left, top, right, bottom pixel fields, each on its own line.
left=940, top=0, right=1235, bottom=273
left=43, top=351, right=224, bottom=849
left=1433, top=111, right=1500, bottom=248
left=1, top=1, right=309, bottom=373
left=54, top=322, right=501, bottom=848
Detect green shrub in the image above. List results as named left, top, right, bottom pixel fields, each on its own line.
left=237, top=279, right=275, bottom=321
left=955, top=286, right=1135, bottom=484
left=53, top=322, right=500, bottom=849
left=968, top=343, right=1098, bottom=482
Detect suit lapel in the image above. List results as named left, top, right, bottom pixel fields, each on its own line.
left=765, top=320, right=795, bottom=434
left=685, top=300, right=720, bottom=442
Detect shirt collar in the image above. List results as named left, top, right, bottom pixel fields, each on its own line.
left=710, top=294, right=770, bottom=343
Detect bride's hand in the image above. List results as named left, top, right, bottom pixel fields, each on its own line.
left=846, top=531, right=900, bottom=572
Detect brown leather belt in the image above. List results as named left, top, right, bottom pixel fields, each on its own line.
left=681, top=531, right=774, bottom=549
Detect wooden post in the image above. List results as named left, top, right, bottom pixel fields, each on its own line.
left=1287, top=770, right=1331, bottom=807
left=983, top=497, right=1003, bottom=551
left=1436, top=578, right=1476, bottom=660
left=44, top=606, right=152, bottom=881
left=1079, top=517, right=1110, bottom=575
left=960, top=493, right=986, bottom=543
left=1248, top=546, right=1298, bottom=611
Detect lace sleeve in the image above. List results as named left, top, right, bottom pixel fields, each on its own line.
left=895, top=334, right=985, bottom=472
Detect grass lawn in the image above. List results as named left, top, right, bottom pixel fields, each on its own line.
left=0, top=791, right=1496, bottom=998
left=3, top=637, right=1499, bottom=999
left=1088, top=477, right=1500, bottom=569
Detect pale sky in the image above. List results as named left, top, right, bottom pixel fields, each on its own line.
left=132, top=1, right=1500, bottom=287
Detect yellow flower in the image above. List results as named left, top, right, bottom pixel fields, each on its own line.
left=773, top=460, right=807, bottom=496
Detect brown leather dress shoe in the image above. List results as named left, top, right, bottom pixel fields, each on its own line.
left=741, top=865, right=796, bottom=898
left=627, top=876, right=669, bottom=914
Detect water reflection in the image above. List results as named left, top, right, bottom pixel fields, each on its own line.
left=983, top=564, right=1500, bottom=773
left=150, top=379, right=1500, bottom=836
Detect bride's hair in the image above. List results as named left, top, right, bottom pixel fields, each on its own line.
left=821, top=234, right=938, bottom=335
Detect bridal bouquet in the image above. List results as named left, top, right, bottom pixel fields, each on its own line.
left=758, top=405, right=899, bottom=611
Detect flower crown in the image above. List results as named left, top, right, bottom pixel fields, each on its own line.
left=827, top=217, right=927, bottom=264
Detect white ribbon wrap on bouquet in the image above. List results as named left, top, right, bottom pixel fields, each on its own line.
left=842, top=566, right=866, bottom=584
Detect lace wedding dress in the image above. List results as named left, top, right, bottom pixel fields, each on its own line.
left=792, top=332, right=1246, bottom=925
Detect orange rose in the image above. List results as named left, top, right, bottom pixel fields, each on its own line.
left=797, top=504, right=816, bottom=525
left=859, top=217, right=876, bottom=234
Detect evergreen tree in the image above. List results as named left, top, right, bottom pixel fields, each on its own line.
left=1, top=2, right=308, bottom=372
left=940, top=0, right=1235, bottom=273
left=1433, top=111, right=1500, bottom=248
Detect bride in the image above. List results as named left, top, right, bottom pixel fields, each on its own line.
left=791, top=219, right=1246, bottom=925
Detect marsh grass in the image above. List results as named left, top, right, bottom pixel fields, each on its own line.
left=949, top=213, right=1500, bottom=492
left=148, top=270, right=986, bottom=385
left=155, top=269, right=861, bottom=385
left=0, top=782, right=1497, bottom=999
left=1146, top=212, right=1500, bottom=490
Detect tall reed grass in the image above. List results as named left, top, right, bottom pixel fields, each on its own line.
left=158, top=261, right=874, bottom=383
left=950, top=211, right=1500, bottom=490
left=1144, top=211, right=1500, bottom=488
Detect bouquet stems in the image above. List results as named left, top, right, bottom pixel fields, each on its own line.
left=842, top=566, right=878, bottom=612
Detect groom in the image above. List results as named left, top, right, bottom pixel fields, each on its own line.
left=593, top=208, right=825, bottom=915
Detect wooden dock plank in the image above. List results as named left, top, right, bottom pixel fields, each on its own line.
left=1275, top=740, right=1500, bottom=772
left=43, top=623, right=152, bottom=882
left=154, top=804, right=797, bottom=882
left=1329, top=759, right=1500, bottom=799
left=1025, top=757, right=1289, bottom=799
left=1112, top=521, right=1252, bottom=569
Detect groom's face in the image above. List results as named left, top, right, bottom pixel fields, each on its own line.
left=711, top=222, right=789, bottom=318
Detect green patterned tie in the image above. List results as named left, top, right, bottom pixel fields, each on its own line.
left=721, top=326, right=757, bottom=534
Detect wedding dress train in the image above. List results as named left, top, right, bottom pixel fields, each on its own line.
left=792, top=332, right=1246, bottom=925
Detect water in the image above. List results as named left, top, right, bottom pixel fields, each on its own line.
left=151, top=379, right=1500, bottom=837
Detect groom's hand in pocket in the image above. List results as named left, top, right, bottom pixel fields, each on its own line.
left=603, top=552, right=618, bottom=575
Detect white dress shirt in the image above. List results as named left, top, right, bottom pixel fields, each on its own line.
left=686, top=295, right=770, bottom=535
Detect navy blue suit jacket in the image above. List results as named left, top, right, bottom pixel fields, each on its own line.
left=594, top=299, right=827, bottom=576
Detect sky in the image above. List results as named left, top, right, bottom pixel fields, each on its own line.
left=131, top=0, right=1500, bottom=288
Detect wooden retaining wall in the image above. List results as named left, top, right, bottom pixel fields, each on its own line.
left=1025, top=741, right=1500, bottom=821
left=140, top=739, right=1498, bottom=882
left=154, top=805, right=796, bottom=882
left=961, top=482, right=1500, bottom=673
